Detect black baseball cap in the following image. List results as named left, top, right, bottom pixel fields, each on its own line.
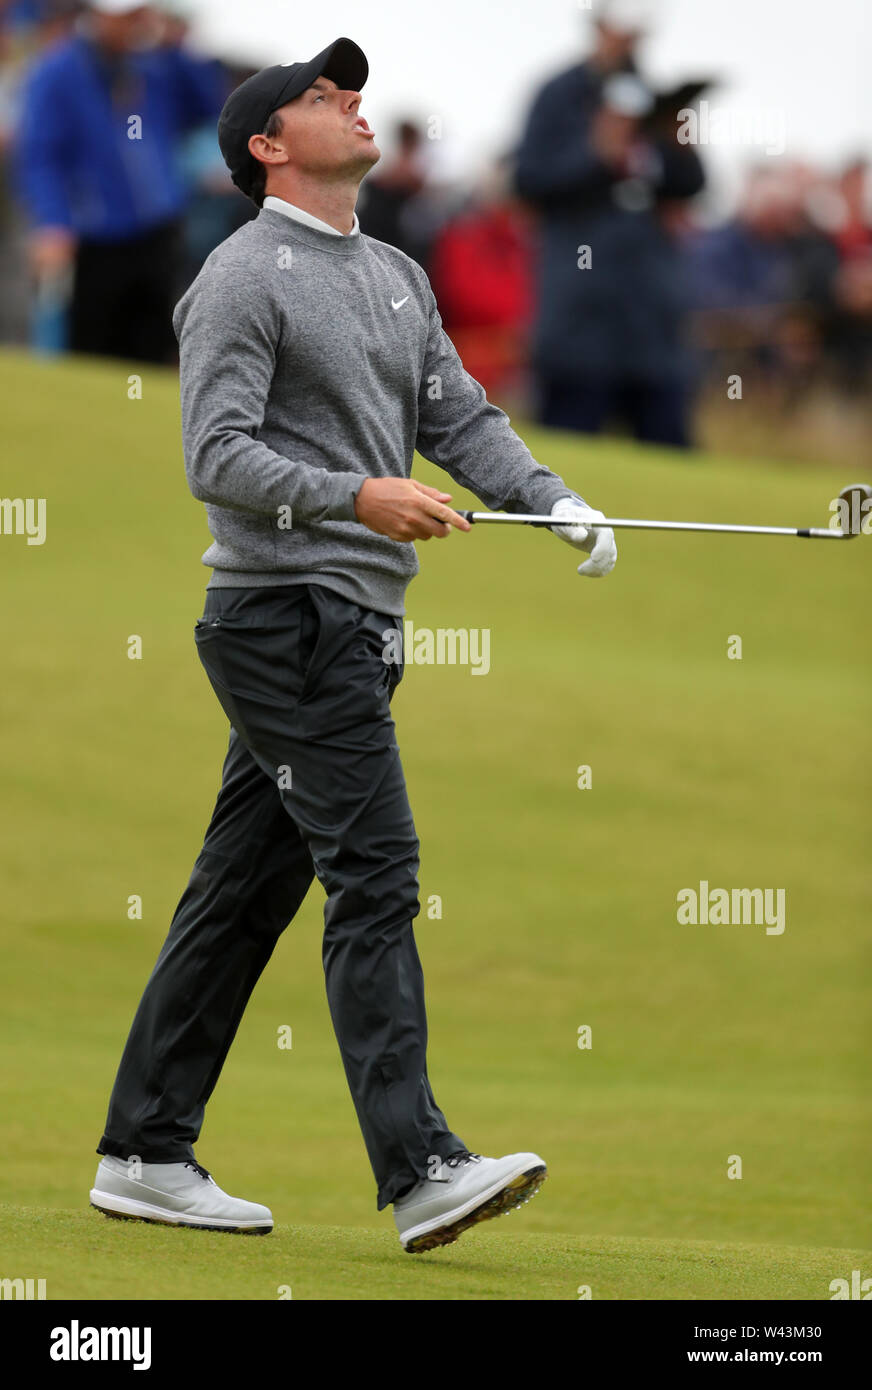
left=218, top=37, right=369, bottom=201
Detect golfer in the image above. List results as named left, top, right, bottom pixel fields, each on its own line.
left=90, top=37, right=617, bottom=1254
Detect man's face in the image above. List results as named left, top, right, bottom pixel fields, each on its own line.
left=594, top=21, right=640, bottom=70
left=270, top=77, right=381, bottom=178
left=90, top=7, right=156, bottom=53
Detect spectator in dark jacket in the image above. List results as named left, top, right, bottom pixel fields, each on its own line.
left=514, top=5, right=705, bottom=446
left=357, top=119, right=428, bottom=261
left=13, top=0, right=223, bottom=362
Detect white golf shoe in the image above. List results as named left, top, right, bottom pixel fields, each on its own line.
left=90, top=1156, right=273, bottom=1234
left=393, top=1150, right=547, bottom=1253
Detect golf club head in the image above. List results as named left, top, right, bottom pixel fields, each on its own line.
left=836, top=483, right=872, bottom=538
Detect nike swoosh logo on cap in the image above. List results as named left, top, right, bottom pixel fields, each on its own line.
left=391, top=296, right=409, bottom=311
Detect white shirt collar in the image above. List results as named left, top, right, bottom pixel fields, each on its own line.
left=263, top=196, right=359, bottom=238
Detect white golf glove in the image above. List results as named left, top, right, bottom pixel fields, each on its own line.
left=550, top=496, right=618, bottom=578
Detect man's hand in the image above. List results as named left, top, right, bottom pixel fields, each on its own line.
left=550, top=496, right=618, bottom=578
left=28, top=227, right=76, bottom=280
left=589, top=106, right=637, bottom=170
left=354, top=478, right=472, bottom=542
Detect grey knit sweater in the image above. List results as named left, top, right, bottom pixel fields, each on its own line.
left=173, top=207, right=577, bottom=616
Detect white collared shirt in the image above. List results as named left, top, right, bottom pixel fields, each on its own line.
left=263, top=195, right=359, bottom=238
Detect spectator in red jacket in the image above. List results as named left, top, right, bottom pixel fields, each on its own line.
left=429, top=159, right=535, bottom=397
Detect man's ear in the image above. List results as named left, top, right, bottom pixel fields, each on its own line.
left=247, top=132, right=287, bottom=167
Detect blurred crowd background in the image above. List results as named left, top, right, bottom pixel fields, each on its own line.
left=1, top=0, right=869, bottom=463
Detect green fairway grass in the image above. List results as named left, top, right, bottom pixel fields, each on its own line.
left=2, top=1205, right=868, bottom=1301
left=1, top=348, right=869, bottom=1300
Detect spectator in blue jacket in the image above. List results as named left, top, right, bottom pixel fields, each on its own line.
left=13, top=0, right=224, bottom=362
left=514, top=2, right=705, bottom=447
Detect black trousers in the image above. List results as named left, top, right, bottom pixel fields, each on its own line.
left=98, top=584, right=465, bottom=1210
left=70, top=219, right=181, bottom=365
left=538, top=372, right=691, bottom=448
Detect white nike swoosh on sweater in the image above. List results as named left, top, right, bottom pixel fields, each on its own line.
left=391, top=296, right=409, bottom=311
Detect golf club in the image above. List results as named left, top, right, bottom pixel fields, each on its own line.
left=456, top=482, right=872, bottom=541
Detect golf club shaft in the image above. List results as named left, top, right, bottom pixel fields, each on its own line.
left=456, top=512, right=849, bottom=539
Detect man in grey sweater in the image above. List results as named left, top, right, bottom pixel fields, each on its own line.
left=90, top=37, right=616, bottom=1254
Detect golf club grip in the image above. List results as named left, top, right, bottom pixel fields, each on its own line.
left=457, top=510, right=555, bottom=527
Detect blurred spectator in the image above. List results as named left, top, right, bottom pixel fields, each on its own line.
left=831, top=158, right=872, bottom=259
left=514, top=0, right=705, bottom=446
left=151, top=4, right=256, bottom=289
left=688, top=164, right=842, bottom=396
left=429, top=157, right=534, bottom=397
left=827, top=159, right=872, bottom=392
left=12, top=0, right=224, bottom=362
left=357, top=119, right=436, bottom=266
left=175, top=58, right=260, bottom=291
left=1, top=1, right=43, bottom=29
left=0, top=0, right=83, bottom=345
